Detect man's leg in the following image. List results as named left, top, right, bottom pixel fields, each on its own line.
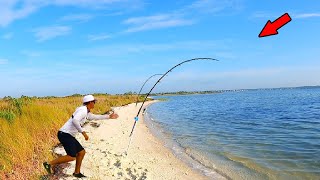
left=50, top=155, right=76, bottom=165
left=74, top=149, right=86, bottom=174
left=46, top=155, right=75, bottom=173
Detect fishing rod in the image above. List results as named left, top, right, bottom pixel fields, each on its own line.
left=125, top=58, right=218, bottom=155
left=135, top=74, right=163, bottom=106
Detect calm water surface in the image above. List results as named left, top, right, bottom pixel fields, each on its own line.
left=146, top=88, right=320, bottom=180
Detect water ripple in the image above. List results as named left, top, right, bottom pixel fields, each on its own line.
left=148, top=88, right=320, bottom=179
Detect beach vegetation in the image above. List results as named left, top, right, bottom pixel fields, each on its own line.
left=0, top=94, right=145, bottom=179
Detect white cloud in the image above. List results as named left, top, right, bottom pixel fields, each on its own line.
left=187, top=0, right=241, bottom=13
left=23, top=40, right=227, bottom=61
left=88, top=34, right=111, bottom=41
left=295, top=13, right=320, bottom=19
left=0, top=59, right=9, bottom=65
left=60, top=13, right=94, bottom=22
left=21, top=50, right=42, bottom=57
left=252, top=12, right=320, bottom=20
left=50, top=0, right=127, bottom=7
left=73, top=40, right=226, bottom=58
left=2, top=32, right=13, bottom=40
left=123, top=0, right=241, bottom=33
left=0, top=1, right=40, bottom=27
left=0, top=0, right=143, bottom=27
left=123, top=14, right=194, bottom=33
left=251, top=12, right=277, bottom=19
left=125, top=14, right=173, bottom=24
left=32, top=25, right=71, bottom=42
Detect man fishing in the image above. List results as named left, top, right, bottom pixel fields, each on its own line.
left=43, top=94, right=119, bottom=178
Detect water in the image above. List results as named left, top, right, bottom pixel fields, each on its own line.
left=145, top=87, right=320, bottom=180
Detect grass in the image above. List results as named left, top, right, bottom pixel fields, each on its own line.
left=0, top=111, right=15, bottom=123
left=0, top=94, right=145, bottom=179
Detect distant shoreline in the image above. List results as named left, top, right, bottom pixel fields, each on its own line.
left=1, top=85, right=319, bottom=99
left=149, top=85, right=320, bottom=96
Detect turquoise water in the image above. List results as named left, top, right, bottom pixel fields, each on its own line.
left=146, top=88, right=320, bottom=180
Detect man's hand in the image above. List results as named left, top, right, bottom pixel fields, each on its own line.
left=109, top=113, right=119, bottom=119
left=82, top=132, right=89, bottom=141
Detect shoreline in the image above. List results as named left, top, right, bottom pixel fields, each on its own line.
left=143, top=104, right=227, bottom=180
left=47, top=101, right=208, bottom=179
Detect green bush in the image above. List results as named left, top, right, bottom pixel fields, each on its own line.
left=0, top=111, right=16, bottom=123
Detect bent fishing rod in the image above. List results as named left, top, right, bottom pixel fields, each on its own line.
left=135, top=74, right=163, bottom=106
left=125, top=57, right=218, bottom=155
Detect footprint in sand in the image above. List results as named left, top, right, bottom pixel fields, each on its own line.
left=96, top=152, right=148, bottom=180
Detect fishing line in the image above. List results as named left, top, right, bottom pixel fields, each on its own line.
left=135, top=74, right=163, bottom=106
left=125, top=58, right=218, bottom=155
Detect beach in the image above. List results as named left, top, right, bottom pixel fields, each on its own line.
left=49, top=101, right=208, bottom=180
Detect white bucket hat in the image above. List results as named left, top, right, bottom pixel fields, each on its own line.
left=83, top=95, right=95, bottom=103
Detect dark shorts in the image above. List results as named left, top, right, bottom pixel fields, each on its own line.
left=57, top=131, right=84, bottom=157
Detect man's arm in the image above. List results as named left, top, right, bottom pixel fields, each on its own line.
left=87, top=113, right=109, bottom=120
left=87, top=112, right=118, bottom=120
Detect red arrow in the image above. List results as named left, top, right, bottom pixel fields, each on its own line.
left=259, top=13, right=292, bottom=38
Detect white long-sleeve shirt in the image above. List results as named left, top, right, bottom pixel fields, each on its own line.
left=59, top=106, right=109, bottom=137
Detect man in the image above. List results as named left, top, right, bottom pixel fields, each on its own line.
left=43, top=95, right=119, bottom=178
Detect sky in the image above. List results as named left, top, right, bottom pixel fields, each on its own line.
left=0, top=0, right=320, bottom=97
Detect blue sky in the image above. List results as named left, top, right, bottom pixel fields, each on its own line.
left=0, top=0, right=320, bottom=97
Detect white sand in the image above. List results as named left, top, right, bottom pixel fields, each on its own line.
left=52, top=101, right=210, bottom=180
